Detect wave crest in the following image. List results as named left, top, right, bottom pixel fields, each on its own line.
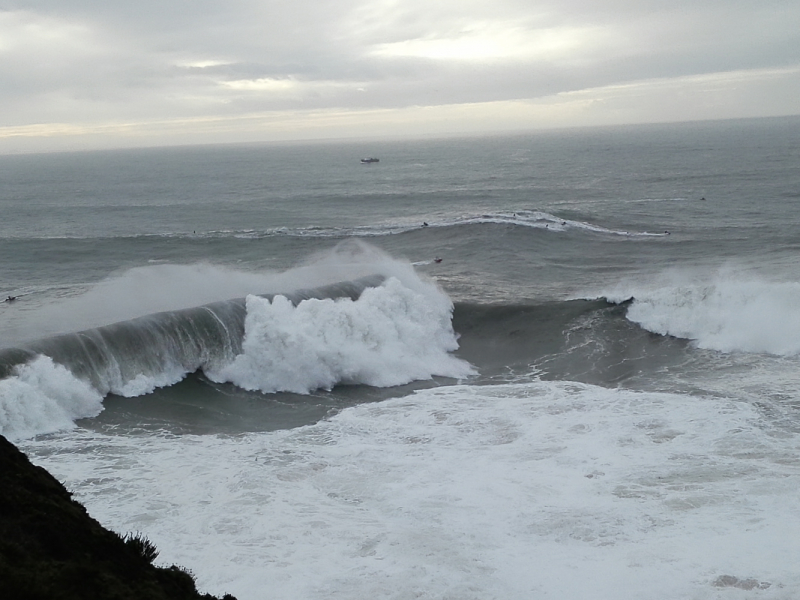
left=614, top=273, right=800, bottom=355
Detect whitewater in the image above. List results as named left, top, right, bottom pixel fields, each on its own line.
left=19, top=380, right=800, bottom=599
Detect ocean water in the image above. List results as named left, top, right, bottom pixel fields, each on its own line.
left=2, top=116, right=800, bottom=599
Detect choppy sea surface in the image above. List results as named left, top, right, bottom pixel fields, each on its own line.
left=2, top=116, right=800, bottom=599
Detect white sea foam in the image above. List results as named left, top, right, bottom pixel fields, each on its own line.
left=0, top=356, right=103, bottom=441
left=22, top=380, right=800, bottom=599
left=111, top=366, right=189, bottom=399
left=208, top=276, right=475, bottom=393
left=608, top=272, right=800, bottom=355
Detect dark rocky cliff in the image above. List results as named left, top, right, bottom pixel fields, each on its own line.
left=0, top=434, right=235, bottom=600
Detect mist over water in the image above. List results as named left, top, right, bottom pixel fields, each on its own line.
left=3, top=118, right=800, bottom=599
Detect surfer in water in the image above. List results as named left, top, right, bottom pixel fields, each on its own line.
left=4, top=296, right=16, bottom=303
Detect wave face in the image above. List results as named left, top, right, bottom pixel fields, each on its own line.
left=0, top=273, right=472, bottom=440
left=604, top=272, right=800, bottom=356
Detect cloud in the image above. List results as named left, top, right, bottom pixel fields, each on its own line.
left=1, top=0, right=798, bottom=151
left=368, top=22, right=605, bottom=63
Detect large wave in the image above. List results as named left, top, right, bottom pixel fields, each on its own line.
left=603, top=270, right=800, bottom=356
left=0, top=242, right=474, bottom=440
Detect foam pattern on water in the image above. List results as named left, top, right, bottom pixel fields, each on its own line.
left=22, top=381, right=800, bottom=599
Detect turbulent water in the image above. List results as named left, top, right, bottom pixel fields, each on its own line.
left=2, top=116, right=800, bottom=599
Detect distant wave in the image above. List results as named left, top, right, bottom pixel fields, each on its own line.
left=2, top=210, right=667, bottom=242
left=198, top=210, right=669, bottom=239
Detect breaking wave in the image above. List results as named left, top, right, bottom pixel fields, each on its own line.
left=0, top=243, right=474, bottom=440
left=604, top=271, right=800, bottom=356
left=208, top=277, right=474, bottom=394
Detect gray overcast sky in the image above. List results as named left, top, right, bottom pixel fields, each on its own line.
left=1, top=0, right=799, bottom=152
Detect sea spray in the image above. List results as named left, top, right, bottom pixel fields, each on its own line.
left=2, top=239, right=437, bottom=345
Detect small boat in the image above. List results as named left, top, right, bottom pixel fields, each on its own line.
left=360, top=157, right=379, bottom=164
